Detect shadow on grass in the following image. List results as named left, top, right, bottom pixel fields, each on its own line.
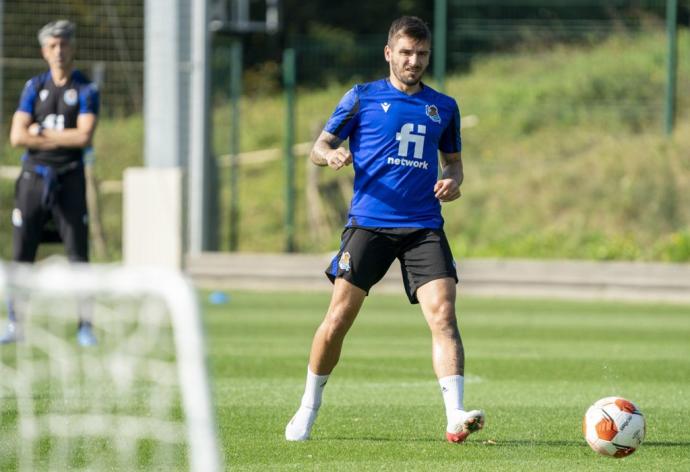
left=642, top=441, right=690, bottom=448
left=319, top=436, right=439, bottom=443
left=322, top=437, right=581, bottom=446
left=484, top=439, right=585, bottom=447
left=323, top=437, right=690, bottom=448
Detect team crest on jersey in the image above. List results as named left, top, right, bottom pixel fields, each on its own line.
left=64, top=89, right=78, bottom=106
left=426, top=104, right=441, bottom=124
left=338, top=252, right=351, bottom=271
left=39, top=89, right=49, bottom=101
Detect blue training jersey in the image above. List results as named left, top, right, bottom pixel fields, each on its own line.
left=324, top=78, right=462, bottom=229
left=17, top=70, right=99, bottom=167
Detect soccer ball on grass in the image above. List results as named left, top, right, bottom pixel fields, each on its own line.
left=583, top=396, right=645, bottom=458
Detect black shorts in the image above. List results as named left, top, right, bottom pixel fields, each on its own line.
left=12, top=165, right=89, bottom=263
left=325, top=227, right=458, bottom=304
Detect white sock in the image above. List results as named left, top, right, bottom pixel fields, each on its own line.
left=285, top=367, right=330, bottom=441
left=301, top=367, right=329, bottom=409
left=77, top=297, right=93, bottom=325
left=439, top=375, right=465, bottom=423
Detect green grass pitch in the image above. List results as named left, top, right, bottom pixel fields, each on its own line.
left=213, top=291, right=690, bottom=471
left=1, top=290, right=688, bottom=470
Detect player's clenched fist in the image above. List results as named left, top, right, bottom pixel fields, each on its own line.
left=325, top=147, right=353, bottom=170
left=434, top=179, right=461, bottom=202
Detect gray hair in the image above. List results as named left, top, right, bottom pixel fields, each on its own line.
left=37, top=20, right=75, bottom=46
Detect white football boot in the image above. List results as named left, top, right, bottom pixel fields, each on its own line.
left=446, top=409, right=485, bottom=443
left=285, top=406, right=319, bottom=441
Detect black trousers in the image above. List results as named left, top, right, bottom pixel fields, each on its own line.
left=12, top=165, right=89, bottom=263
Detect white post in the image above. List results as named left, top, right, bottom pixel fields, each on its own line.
left=123, top=168, right=184, bottom=269
left=188, top=0, right=213, bottom=254
left=144, top=0, right=183, bottom=167
left=139, top=0, right=187, bottom=268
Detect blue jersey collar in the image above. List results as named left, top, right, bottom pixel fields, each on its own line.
left=385, top=78, right=427, bottom=97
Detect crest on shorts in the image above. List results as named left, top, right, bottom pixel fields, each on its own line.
left=12, top=208, right=22, bottom=227
left=426, top=104, right=441, bottom=124
left=338, top=252, right=351, bottom=271
left=64, top=89, right=78, bottom=106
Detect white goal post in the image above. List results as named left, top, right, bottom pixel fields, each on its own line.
left=0, top=259, right=222, bottom=471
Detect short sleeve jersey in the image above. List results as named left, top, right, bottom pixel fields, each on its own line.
left=324, top=79, right=461, bottom=229
left=17, top=70, right=99, bottom=167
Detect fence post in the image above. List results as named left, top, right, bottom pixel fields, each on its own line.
left=229, top=39, right=242, bottom=251
left=434, top=0, right=447, bottom=92
left=283, top=48, right=296, bottom=253
left=664, top=0, right=678, bottom=135
left=0, top=0, right=4, bottom=134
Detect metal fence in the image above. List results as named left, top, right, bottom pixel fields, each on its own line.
left=447, top=0, right=671, bottom=67
left=1, top=0, right=144, bottom=124
left=266, top=0, right=688, bottom=254
left=1, top=1, right=679, bottom=123
left=2, top=0, right=679, bottom=123
left=0, top=1, right=687, bottom=258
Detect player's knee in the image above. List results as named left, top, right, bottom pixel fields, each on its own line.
left=430, top=298, right=455, bottom=319
left=322, top=310, right=355, bottom=341
left=427, top=302, right=458, bottom=335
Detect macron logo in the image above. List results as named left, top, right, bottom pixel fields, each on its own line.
left=381, top=102, right=391, bottom=113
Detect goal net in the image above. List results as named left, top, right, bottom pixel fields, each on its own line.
left=0, top=259, right=221, bottom=471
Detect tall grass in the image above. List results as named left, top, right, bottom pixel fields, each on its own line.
left=218, top=29, right=690, bottom=261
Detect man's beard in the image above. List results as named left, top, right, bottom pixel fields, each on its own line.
left=393, top=64, right=423, bottom=86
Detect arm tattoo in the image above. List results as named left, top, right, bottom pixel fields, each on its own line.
left=311, top=131, right=343, bottom=166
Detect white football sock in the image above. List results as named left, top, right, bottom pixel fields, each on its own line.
left=285, top=367, right=330, bottom=441
left=439, top=374, right=465, bottom=425
left=77, top=297, right=93, bottom=324
left=7, top=298, right=17, bottom=323
left=301, top=367, right=329, bottom=409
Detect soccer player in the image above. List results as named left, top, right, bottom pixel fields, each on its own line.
left=285, top=16, right=485, bottom=443
left=1, top=20, right=99, bottom=346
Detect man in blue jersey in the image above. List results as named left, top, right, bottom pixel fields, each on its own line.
left=286, top=16, right=484, bottom=443
left=1, top=20, right=98, bottom=346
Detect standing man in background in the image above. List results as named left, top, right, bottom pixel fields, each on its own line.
left=286, top=16, right=484, bottom=443
left=1, top=20, right=99, bottom=346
